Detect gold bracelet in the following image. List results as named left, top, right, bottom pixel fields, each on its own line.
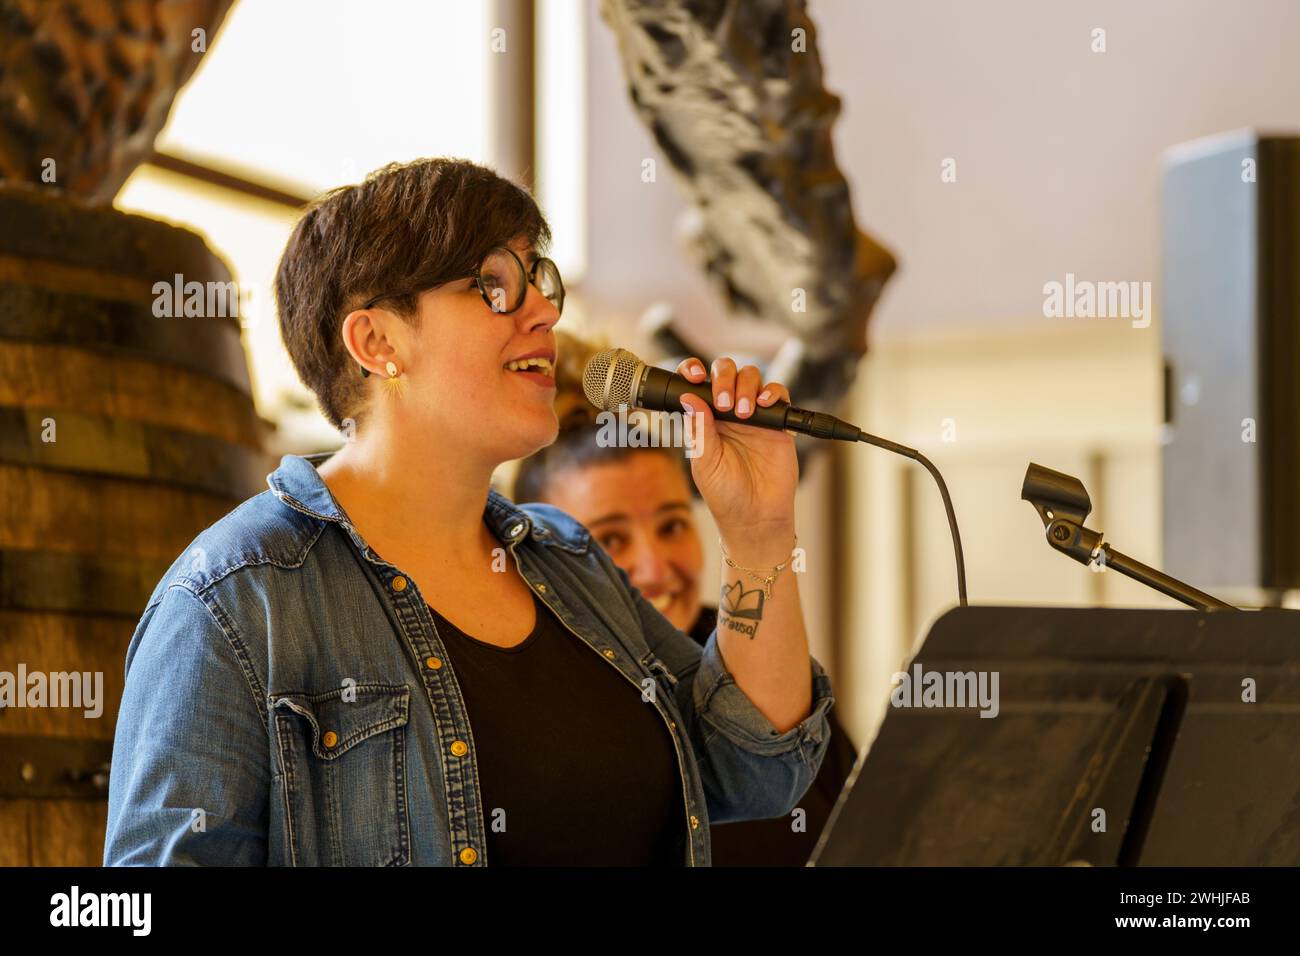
left=719, top=534, right=798, bottom=600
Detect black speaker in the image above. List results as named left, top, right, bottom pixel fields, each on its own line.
left=1162, top=131, right=1300, bottom=593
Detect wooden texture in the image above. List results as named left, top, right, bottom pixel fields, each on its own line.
left=0, top=183, right=266, bottom=867
left=0, top=0, right=235, bottom=201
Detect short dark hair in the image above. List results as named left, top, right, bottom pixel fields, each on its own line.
left=275, top=157, right=551, bottom=430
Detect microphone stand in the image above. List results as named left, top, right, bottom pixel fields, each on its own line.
left=1021, top=462, right=1236, bottom=611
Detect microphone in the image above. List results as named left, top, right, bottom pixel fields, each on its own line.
left=582, top=348, right=969, bottom=605
left=583, top=347, right=866, bottom=443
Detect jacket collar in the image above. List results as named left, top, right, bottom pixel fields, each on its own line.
left=266, top=452, right=563, bottom=548
left=266, top=453, right=350, bottom=524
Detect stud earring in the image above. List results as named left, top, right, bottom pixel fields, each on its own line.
left=382, top=360, right=407, bottom=399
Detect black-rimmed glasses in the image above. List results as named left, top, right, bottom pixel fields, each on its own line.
left=362, top=246, right=563, bottom=315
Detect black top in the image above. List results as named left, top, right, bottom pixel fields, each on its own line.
left=429, top=591, right=686, bottom=866
left=689, top=605, right=859, bottom=866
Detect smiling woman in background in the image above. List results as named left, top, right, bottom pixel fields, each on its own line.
left=513, top=329, right=858, bottom=866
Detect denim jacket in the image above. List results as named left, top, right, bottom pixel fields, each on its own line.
left=103, top=452, right=836, bottom=866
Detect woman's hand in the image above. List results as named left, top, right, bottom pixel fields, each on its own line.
left=676, top=356, right=799, bottom=557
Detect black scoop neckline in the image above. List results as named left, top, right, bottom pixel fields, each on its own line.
left=426, top=592, right=543, bottom=654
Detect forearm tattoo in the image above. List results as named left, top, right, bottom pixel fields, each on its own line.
left=719, top=579, right=765, bottom=640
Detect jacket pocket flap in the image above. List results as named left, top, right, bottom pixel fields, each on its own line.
left=273, top=683, right=410, bottom=760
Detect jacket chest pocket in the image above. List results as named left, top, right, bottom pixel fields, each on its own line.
left=273, top=683, right=411, bottom=866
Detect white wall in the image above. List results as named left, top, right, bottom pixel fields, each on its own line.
left=819, top=0, right=1300, bottom=334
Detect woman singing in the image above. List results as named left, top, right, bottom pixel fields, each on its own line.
left=103, top=157, right=835, bottom=866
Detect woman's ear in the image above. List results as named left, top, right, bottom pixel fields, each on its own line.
left=342, top=307, right=388, bottom=377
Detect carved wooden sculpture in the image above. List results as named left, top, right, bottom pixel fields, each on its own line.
left=0, top=0, right=234, bottom=201
left=599, top=0, right=896, bottom=416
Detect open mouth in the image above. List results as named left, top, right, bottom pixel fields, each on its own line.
left=647, top=591, right=680, bottom=614
left=503, top=356, right=556, bottom=384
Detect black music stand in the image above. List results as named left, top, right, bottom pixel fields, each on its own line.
left=810, top=605, right=1300, bottom=866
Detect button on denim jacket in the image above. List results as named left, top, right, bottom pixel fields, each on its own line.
left=103, top=452, right=836, bottom=866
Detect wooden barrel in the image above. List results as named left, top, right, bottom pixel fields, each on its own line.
left=0, top=184, right=273, bottom=865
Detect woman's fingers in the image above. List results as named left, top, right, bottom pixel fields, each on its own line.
left=674, top=355, right=789, bottom=418
left=757, top=380, right=790, bottom=405
left=676, top=357, right=714, bottom=429
left=711, top=356, right=737, bottom=411
left=733, top=364, right=764, bottom=418
left=676, top=356, right=707, bottom=381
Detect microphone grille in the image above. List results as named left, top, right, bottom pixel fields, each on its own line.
left=582, top=347, right=640, bottom=411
